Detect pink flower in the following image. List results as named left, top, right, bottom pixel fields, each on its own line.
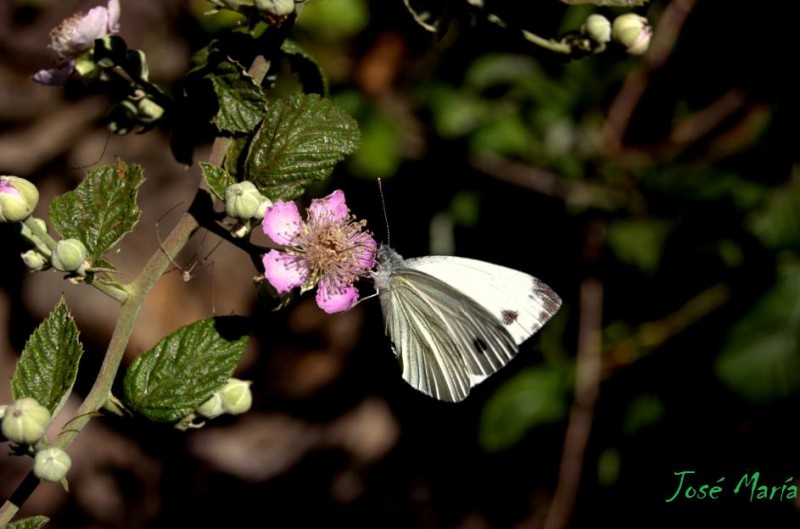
left=262, top=190, right=377, bottom=314
left=33, top=0, right=121, bottom=86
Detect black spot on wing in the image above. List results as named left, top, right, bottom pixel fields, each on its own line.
left=501, top=310, right=519, bottom=326
left=473, top=337, right=488, bottom=355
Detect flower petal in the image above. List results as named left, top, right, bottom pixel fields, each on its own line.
left=262, top=250, right=309, bottom=293
left=262, top=199, right=304, bottom=246
left=32, top=62, right=75, bottom=86
left=315, top=278, right=359, bottom=314
left=308, top=189, right=348, bottom=222
left=106, top=0, right=121, bottom=33
left=353, top=232, right=377, bottom=271
left=70, top=7, right=110, bottom=50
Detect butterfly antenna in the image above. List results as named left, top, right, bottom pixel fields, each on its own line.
left=377, top=178, right=391, bottom=247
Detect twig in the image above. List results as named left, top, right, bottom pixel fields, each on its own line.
left=600, top=0, right=699, bottom=155
left=542, top=219, right=605, bottom=529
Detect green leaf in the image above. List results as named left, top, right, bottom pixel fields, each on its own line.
left=244, top=92, right=360, bottom=200
left=607, top=219, right=670, bottom=274
left=49, top=162, right=144, bottom=263
left=7, top=515, right=50, bottom=529
left=123, top=317, right=249, bottom=423
left=479, top=366, right=568, bottom=452
left=200, top=162, right=237, bottom=201
left=207, top=59, right=268, bottom=134
left=11, top=298, right=83, bottom=417
left=715, top=261, right=800, bottom=403
left=282, top=40, right=328, bottom=96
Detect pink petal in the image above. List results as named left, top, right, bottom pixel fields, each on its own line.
left=32, top=62, right=75, bottom=86
left=354, top=232, right=377, bottom=271
left=106, top=0, right=121, bottom=33
left=315, top=278, right=359, bottom=314
left=262, top=199, right=304, bottom=246
left=72, top=6, right=111, bottom=49
left=262, top=250, right=309, bottom=293
left=308, top=189, right=348, bottom=222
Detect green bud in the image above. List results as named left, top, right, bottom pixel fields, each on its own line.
left=583, top=14, right=611, bottom=45
left=34, top=447, right=72, bottom=482
left=225, top=181, right=264, bottom=220
left=612, top=13, right=651, bottom=55
left=51, top=238, right=89, bottom=273
left=21, top=249, right=49, bottom=271
left=196, top=391, right=225, bottom=419
left=0, top=176, right=39, bottom=223
left=1, top=397, right=51, bottom=445
left=219, top=378, right=253, bottom=415
left=138, top=98, right=164, bottom=124
left=255, top=0, right=295, bottom=16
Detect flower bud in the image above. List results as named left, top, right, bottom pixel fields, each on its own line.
left=51, top=238, right=89, bottom=273
left=21, top=249, right=49, bottom=271
left=138, top=97, right=164, bottom=124
left=225, top=181, right=264, bottom=220
left=1, top=397, right=51, bottom=445
left=255, top=0, right=295, bottom=16
left=582, top=14, right=611, bottom=45
left=0, top=176, right=39, bottom=223
left=196, top=391, right=225, bottom=419
left=612, top=13, right=651, bottom=55
left=219, top=378, right=253, bottom=415
left=34, top=447, right=72, bottom=482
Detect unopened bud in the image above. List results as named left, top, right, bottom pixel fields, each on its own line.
left=1, top=397, right=51, bottom=445
left=34, top=447, right=72, bottom=482
left=21, top=249, right=49, bottom=271
left=219, top=378, right=253, bottom=415
left=583, top=14, right=611, bottom=45
left=612, top=13, right=651, bottom=55
left=138, top=98, right=164, bottom=123
left=0, top=176, right=39, bottom=223
left=51, top=238, right=89, bottom=273
left=255, top=197, right=273, bottom=220
left=225, top=181, right=263, bottom=220
left=196, top=391, right=225, bottom=419
left=255, top=0, right=295, bottom=16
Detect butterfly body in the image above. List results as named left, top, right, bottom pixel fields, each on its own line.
left=372, top=244, right=561, bottom=402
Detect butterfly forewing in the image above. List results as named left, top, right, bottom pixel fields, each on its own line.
left=403, top=255, right=562, bottom=344
left=378, top=263, right=519, bottom=402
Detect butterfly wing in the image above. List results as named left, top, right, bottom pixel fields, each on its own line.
left=379, top=265, right=521, bottom=402
left=404, top=255, right=562, bottom=345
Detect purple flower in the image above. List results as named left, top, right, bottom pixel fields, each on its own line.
left=262, top=190, right=377, bottom=314
left=33, top=0, right=121, bottom=86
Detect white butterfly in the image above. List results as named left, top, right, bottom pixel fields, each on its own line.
left=372, top=244, right=561, bottom=402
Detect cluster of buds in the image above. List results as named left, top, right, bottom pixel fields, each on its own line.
left=204, top=0, right=300, bottom=21
left=224, top=181, right=273, bottom=238
left=1, top=398, right=72, bottom=483
left=195, top=378, right=254, bottom=419
left=580, top=12, right=651, bottom=55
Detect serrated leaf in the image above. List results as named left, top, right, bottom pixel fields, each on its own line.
left=200, top=162, right=237, bottom=201
left=49, top=161, right=144, bottom=262
left=282, top=40, right=328, bottom=96
left=479, top=366, right=568, bottom=452
left=244, top=92, right=360, bottom=200
left=7, top=515, right=50, bottom=529
left=207, top=59, right=268, bottom=134
left=123, top=317, right=249, bottom=423
left=11, top=298, right=83, bottom=417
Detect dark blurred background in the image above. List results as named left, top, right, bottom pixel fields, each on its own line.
left=2, top=0, right=799, bottom=527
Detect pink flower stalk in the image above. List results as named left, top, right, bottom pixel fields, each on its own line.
left=262, top=190, right=377, bottom=314
left=33, top=0, right=121, bottom=86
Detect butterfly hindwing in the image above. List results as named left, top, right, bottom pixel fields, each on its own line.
left=380, top=265, right=520, bottom=402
